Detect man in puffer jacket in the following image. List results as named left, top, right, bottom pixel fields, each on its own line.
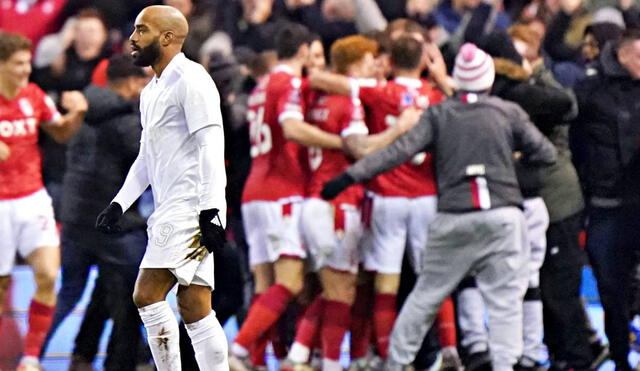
left=572, top=29, right=640, bottom=371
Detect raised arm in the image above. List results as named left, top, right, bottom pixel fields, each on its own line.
left=40, top=90, right=88, bottom=143
left=308, top=70, right=352, bottom=96
left=343, top=107, right=422, bottom=159
left=282, top=118, right=343, bottom=149
left=322, top=107, right=432, bottom=199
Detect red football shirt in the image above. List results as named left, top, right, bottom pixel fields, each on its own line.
left=306, top=91, right=366, bottom=206
left=0, top=0, right=67, bottom=49
left=0, top=83, right=61, bottom=199
left=358, top=77, right=444, bottom=198
left=242, top=65, right=310, bottom=203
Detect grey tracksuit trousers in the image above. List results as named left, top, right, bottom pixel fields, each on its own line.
left=387, top=206, right=529, bottom=371
left=457, top=197, right=550, bottom=361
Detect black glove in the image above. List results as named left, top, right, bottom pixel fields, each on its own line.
left=199, top=208, right=226, bottom=254
left=321, top=173, right=355, bottom=200
left=95, top=202, right=123, bottom=234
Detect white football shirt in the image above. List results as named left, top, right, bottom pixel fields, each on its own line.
left=139, top=53, right=226, bottom=226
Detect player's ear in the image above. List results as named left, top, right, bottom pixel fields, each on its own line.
left=160, top=31, right=174, bottom=46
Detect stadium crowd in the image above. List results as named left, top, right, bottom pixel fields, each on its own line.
left=1, top=0, right=640, bottom=370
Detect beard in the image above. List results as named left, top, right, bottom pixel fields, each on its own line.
left=132, top=39, right=161, bottom=67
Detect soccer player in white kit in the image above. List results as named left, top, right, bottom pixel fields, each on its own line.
left=95, top=6, right=228, bottom=371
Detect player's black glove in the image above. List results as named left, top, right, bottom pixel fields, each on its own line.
left=95, top=202, right=123, bottom=234
left=199, top=208, right=226, bottom=254
left=321, top=173, right=355, bottom=200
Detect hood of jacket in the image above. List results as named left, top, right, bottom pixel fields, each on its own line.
left=493, top=57, right=531, bottom=81
left=82, top=84, right=135, bottom=124
left=598, top=42, right=631, bottom=78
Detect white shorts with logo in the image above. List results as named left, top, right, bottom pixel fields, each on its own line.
left=0, top=189, right=59, bottom=275
left=301, top=198, right=363, bottom=274
left=141, top=212, right=214, bottom=289
left=242, top=197, right=305, bottom=267
left=363, top=194, right=437, bottom=274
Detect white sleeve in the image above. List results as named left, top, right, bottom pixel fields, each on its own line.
left=195, top=125, right=227, bottom=226
left=112, top=131, right=150, bottom=212
left=182, top=72, right=224, bottom=134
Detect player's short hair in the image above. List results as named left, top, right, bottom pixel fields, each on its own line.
left=366, top=30, right=392, bottom=55
left=0, top=32, right=31, bottom=62
left=330, top=35, right=378, bottom=75
left=386, top=18, right=429, bottom=42
left=618, top=28, right=640, bottom=49
left=391, top=36, right=423, bottom=71
left=107, top=54, right=147, bottom=83
left=275, top=22, right=312, bottom=60
left=76, top=7, right=108, bottom=29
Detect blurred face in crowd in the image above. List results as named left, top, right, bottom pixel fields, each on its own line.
left=0, top=50, right=31, bottom=91
left=582, top=33, right=600, bottom=61
left=348, top=52, right=376, bottom=78
left=618, top=39, right=640, bottom=79
left=164, top=0, right=193, bottom=17
left=129, top=14, right=162, bottom=67
left=374, top=53, right=391, bottom=80
left=513, top=38, right=540, bottom=62
left=74, top=16, right=108, bottom=61
left=307, top=40, right=326, bottom=73
left=242, top=0, right=274, bottom=24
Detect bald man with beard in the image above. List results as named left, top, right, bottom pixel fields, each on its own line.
left=95, top=5, right=229, bottom=371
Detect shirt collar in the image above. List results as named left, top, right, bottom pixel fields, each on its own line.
left=273, top=64, right=295, bottom=75
left=394, top=76, right=423, bottom=89
left=154, top=52, right=186, bottom=83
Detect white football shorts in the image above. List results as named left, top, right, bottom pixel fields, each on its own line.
left=363, top=194, right=437, bottom=274
left=142, top=212, right=214, bottom=289
left=301, top=198, right=363, bottom=274
left=242, top=197, right=305, bottom=267
left=0, top=188, right=59, bottom=275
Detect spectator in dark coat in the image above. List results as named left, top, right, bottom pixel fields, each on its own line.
left=543, top=3, right=625, bottom=87
left=572, top=29, right=640, bottom=371
left=41, top=55, right=150, bottom=371
left=32, top=8, right=113, bottom=217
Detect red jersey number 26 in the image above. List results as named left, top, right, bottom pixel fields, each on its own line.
left=248, top=107, right=272, bottom=158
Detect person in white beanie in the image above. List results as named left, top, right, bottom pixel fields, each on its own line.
left=321, top=43, right=557, bottom=371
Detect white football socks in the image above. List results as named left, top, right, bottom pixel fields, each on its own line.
left=185, top=310, right=229, bottom=371
left=138, top=301, right=182, bottom=371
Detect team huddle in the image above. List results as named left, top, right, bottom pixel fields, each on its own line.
left=230, top=18, right=555, bottom=371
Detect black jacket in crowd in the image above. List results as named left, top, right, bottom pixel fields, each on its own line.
left=60, top=85, right=146, bottom=230
left=573, top=43, right=640, bottom=205
left=490, top=58, right=574, bottom=199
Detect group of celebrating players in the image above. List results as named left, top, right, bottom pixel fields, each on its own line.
left=231, top=20, right=480, bottom=371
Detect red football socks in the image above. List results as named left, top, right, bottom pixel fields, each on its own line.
left=293, top=296, right=324, bottom=349
left=437, top=296, right=457, bottom=347
left=321, top=300, right=351, bottom=361
left=373, top=293, right=396, bottom=359
left=249, top=294, right=269, bottom=366
left=23, top=299, right=55, bottom=357
left=234, top=284, right=292, bottom=350
left=350, top=284, right=373, bottom=359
